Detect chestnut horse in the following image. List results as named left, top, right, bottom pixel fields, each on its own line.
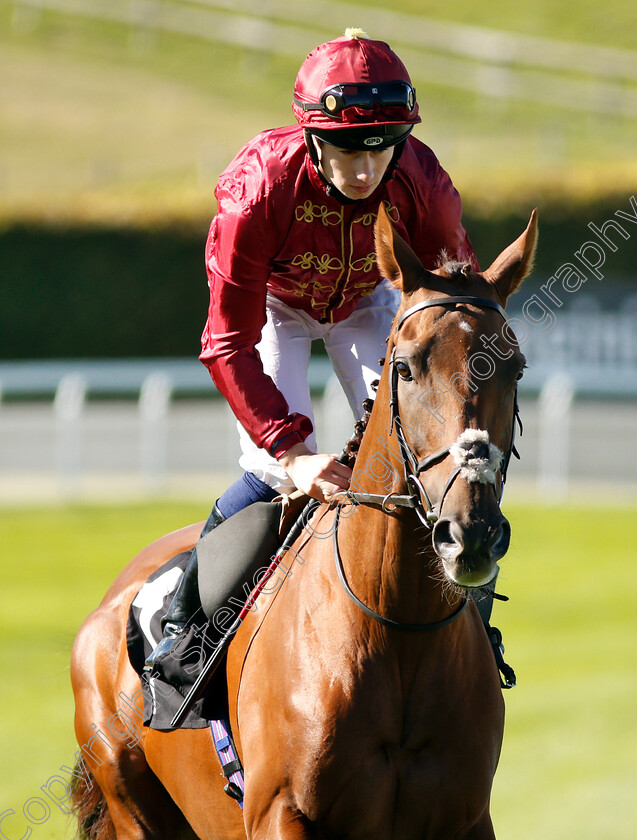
left=71, top=206, right=537, bottom=840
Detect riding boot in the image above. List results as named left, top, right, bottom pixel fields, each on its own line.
left=144, top=504, right=225, bottom=670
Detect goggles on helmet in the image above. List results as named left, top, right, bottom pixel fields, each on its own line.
left=295, top=81, right=416, bottom=119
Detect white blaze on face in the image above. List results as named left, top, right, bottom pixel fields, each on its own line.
left=450, top=429, right=503, bottom=485
left=458, top=320, right=473, bottom=334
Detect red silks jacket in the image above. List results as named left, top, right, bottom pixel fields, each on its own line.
left=200, top=126, right=476, bottom=457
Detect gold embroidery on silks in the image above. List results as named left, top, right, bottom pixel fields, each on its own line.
left=295, top=201, right=343, bottom=226
left=383, top=201, right=400, bottom=223
left=309, top=299, right=332, bottom=318
left=350, top=252, right=376, bottom=273
left=287, top=200, right=401, bottom=315
left=291, top=252, right=343, bottom=275
left=351, top=202, right=400, bottom=229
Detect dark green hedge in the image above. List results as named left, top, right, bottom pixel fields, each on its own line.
left=0, top=223, right=209, bottom=360
left=1, top=198, right=633, bottom=359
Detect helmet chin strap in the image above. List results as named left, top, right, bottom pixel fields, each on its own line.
left=305, top=131, right=356, bottom=204
left=386, top=137, right=408, bottom=178
left=304, top=130, right=407, bottom=205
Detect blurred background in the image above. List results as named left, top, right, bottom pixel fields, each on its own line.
left=1, top=0, right=636, bottom=502
left=0, top=2, right=636, bottom=838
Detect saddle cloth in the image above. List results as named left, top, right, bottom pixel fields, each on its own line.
left=126, top=552, right=228, bottom=730
left=126, top=495, right=308, bottom=730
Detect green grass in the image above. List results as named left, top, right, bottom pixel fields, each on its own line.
left=347, top=0, right=637, bottom=46
left=491, top=503, right=637, bottom=839
left=1, top=499, right=636, bottom=838
left=1, top=0, right=636, bottom=223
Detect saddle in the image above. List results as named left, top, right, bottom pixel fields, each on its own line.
left=126, top=494, right=310, bottom=731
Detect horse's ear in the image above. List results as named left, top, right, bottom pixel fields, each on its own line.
left=483, top=209, right=538, bottom=302
left=374, top=203, right=425, bottom=293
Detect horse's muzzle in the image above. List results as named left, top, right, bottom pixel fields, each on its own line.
left=432, top=514, right=511, bottom=587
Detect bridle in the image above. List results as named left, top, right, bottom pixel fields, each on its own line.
left=330, top=294, right=522, bottom=633
left=344, top=295, right=522, bottom=527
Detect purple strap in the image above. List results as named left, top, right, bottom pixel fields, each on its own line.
left=210, top=719, right=244, bottom=809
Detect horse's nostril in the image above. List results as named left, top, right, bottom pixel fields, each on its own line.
left=473, top=442, right=490, bottom=460
left=434, top=515, right=511, bottom=568
left=432, top=518, right=462, bottom=561
left=491, top=517, right=511, bottom=557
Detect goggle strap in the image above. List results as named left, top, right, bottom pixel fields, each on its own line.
left=294, top=98, right=327, bottom=112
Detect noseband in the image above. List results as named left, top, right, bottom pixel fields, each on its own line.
left=345, top=295, right=522, bottom=527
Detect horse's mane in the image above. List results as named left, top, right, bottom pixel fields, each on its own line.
left=340, top=397, right=374, bottom=469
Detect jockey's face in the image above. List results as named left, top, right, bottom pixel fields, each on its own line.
left=313, top=138, right=394, bottom=200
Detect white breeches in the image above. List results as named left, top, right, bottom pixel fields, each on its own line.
left=238, top=281, right=400, bottom=493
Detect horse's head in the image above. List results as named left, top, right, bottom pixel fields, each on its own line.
left=374, top=204, right=537, bottom=588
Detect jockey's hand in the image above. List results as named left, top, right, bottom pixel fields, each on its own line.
left=278, top=442, right=352, bottom=502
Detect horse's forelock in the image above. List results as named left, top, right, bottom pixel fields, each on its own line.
left=436, top=251, right=474, bottom=279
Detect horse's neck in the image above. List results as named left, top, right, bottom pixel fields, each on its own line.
left=340, top=394, right=447, bottom=627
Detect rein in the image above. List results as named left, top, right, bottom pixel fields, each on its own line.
left=332, top=505, right=469, bottom=631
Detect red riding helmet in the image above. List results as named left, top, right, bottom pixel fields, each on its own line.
left=293, top=30, right=421, bottom=150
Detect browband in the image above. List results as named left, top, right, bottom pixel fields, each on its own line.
left=395, top=296, right=507, bottom=333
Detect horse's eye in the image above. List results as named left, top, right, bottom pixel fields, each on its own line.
left=515, top=367, right=526, bottom=381
left=395, top=360, right=413, bottom=381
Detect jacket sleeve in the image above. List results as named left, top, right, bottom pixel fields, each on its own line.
left=410, top=164, right=479, bottom=271
left=199, top=184, right=313, bottom=457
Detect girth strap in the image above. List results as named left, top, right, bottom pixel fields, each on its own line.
left=210, top=719, right=245, bottom=807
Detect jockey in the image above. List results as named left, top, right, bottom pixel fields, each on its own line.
left=145, top=29, right=477, bottom=670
